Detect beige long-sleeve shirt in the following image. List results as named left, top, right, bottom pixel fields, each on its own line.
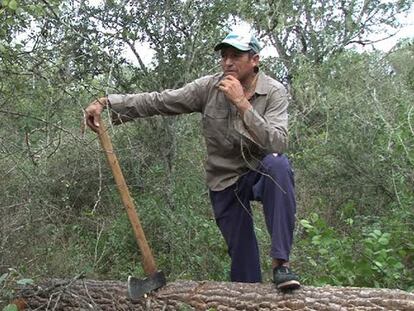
left=108, top=71, right=289, bottom=191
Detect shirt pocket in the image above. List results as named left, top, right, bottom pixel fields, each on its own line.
left=202, top=104, right=232, bottom=150
left=203, top=103, right=229, bottom=118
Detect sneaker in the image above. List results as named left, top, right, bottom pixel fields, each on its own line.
left=273, top=266, right=301, bottom=290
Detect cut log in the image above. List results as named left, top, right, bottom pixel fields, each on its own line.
left=12, top=278, right=414, bottom=310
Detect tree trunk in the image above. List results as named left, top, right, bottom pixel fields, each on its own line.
left=12, top=279, right=414, bottom=310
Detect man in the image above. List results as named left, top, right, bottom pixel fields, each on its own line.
left=85, top=31, right=300, bottom=290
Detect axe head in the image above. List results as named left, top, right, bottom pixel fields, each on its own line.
left=127, top=271, right=166, bottom=300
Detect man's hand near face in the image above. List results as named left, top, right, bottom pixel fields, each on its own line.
left=218, top=75, right=252, bottom=116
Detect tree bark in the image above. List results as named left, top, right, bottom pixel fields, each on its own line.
left=12, top=279, right=414, bottom=310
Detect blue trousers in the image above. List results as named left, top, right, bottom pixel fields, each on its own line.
left=209, top=154, right=296, bottom=283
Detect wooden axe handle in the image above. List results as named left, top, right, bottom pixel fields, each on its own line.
left=97, top=119, right=157, bottom=276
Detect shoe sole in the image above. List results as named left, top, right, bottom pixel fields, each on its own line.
left=276, top=280, right=301, bottom=290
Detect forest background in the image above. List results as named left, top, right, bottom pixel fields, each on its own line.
left=1, top=0, right=413, bottom=304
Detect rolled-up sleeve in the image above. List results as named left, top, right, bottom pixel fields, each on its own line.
left=235, top=86, right=289, bottom=154
left=108, top=77, right=207, bottom=124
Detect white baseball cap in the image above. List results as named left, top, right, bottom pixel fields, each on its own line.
left=214, top=31, right=262, bottom=54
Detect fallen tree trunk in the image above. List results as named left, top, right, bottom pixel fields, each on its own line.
left=11, top=278, right=414, bottom=310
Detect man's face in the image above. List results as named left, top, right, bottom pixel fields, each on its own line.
left=220, top=46, right=259, bottom=82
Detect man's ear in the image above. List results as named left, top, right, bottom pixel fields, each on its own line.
left=252, top=54, right=260, bottom=66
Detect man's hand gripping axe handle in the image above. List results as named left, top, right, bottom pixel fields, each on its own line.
left=96, top=118, right=166, bottom=300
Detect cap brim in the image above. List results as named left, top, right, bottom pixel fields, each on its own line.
left=214, top=42, right=251, bottom=52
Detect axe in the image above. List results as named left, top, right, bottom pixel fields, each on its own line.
left=97, top=119, right=166, bottom=300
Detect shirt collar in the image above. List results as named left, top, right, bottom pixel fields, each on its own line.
left=254, top=71, right=269, bottom=95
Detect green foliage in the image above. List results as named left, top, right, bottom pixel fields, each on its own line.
left=0, top=269, right=34, bottom=308
left=388, top=39, right=414, bottom=90
left=239, top=0, right=413, bottom=75
left=2, top=0, right=18, bottom=11
left=287, top=49, right=413, bottom=290
left=2, top=305, right=18, bottom=311
left=290, top=51, right=413, bottom=217
left=296, top=210, right=413, bottom=289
